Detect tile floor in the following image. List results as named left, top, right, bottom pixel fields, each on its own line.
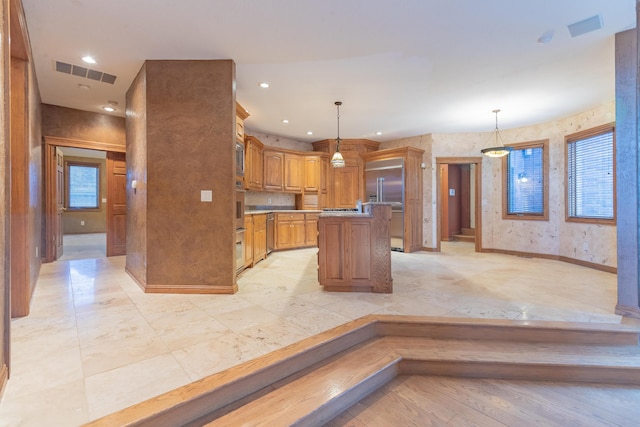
left=0, top=242, right=636, bottom=426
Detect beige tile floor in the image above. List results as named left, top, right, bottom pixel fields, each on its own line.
left=0, top=241, right=636, bottom=426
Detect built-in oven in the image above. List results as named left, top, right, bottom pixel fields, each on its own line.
left=235, top=141, right=245, bottom=188
left=235, top=228, right=245, bottom=272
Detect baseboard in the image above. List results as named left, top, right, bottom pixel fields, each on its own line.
left=616, top=304, right=640, bottom=319
left=418, top=247, right=439, bottom=252
left=0, top=363, right=8, bottom=399
left=481, top=248, right=616, bottom=273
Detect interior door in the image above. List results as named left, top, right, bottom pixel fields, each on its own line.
left=55, top=147, right=64, bottom=259
left=106, top=152, right=126, bottom=256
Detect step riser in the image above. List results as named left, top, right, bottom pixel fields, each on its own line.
left=376, top=323, right=639, bottom=346
left=401, top=359, right=640, bottom=385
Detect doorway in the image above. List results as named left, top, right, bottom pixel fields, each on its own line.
left=44, top=137, right=126, bottom=262
left=436, top=157, right=482, bottom=252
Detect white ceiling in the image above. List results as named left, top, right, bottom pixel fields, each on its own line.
left=22, top=0, right=636, bottom=143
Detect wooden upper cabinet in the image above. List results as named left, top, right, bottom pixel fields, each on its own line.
left=304, top=155, right=321, bottom=192
left=333, top=166, right=362, bottom=209
left=263, top=150, right=284, bottom=192
left=284, top=153, right=303, bottom=193
left=245, top=136, right=264, bottom=191
left=236, top=102, right=249, bottom=143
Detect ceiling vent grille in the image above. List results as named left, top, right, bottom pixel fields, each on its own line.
left=567, top=15, right=603, bottom=38
left=54, top=60, right=117, bottom=85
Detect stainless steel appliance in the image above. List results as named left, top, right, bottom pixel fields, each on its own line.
left=235, top=190, right=245, bottom=230
left=365, top=158, right=405, bottom=251
left=266, top=212, right=274, bottom=254
left=235, top=228, right=245, bottom=272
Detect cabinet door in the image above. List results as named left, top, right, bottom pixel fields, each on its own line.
left=305, top=218, right=318, bottom=246
left=264, top=150, right=284, bottom=191
left=244, top=216, right=253, bottom=268
left=236, top=114, right=245, bottom=143
left=291, top=220, right=306, bottom=246
left=304, top=155, right=321, bottom=192
left=284, top=153, right=303, bottom=193
left=253, top=214, right=267, bottom=262
left=246, top=140, right=264, bottom=191
left=334, top=166, right=361, bottom=208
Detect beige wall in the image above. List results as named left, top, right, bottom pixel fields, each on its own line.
left=245, top=130, right=311, bottom=152
left=380, top=102, right=617, bottom=268
left=62, top=156, right=107, bottom=234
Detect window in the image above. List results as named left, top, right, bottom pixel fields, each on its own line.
left=65, top=162, right=100, bottom=210
left=503, top=140, right=549, bottom=220
left=566, top=124, right=615, bottom=224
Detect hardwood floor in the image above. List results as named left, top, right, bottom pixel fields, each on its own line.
left=327, top=375, right=640, bottom=427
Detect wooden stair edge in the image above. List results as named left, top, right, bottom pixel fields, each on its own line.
left=400, top=358, right=640, bottom=385
left=373, top=315, right=640, bottom=345
left=82, top=315, right=640, bottom=427
left=83, top=317, right=378, bottom=427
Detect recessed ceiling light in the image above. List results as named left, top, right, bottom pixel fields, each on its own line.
left=376, top=131, right=383, bottom=136
left=259, top=82, right=270, bottom=88
left=306, top=131, right=313, bottom=135
left=78, top=83, right=91, bottom=90
left=82, top=56, right=96, bottom=64
left=102, top=106, right=116, bottom=112
left=282, top=119, right=289, bottom=124
left=537, top=30, right=554, bottom=45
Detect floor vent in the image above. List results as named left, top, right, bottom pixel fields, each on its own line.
left=54, top=60, right=117, bottom=85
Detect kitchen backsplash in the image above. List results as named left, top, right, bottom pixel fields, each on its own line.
left=245, top=191, right=296, bottom=209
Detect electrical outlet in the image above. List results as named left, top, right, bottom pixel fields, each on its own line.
left=81, top=220, right=85, bottom=226
left=268, top=197, right=272, bottom=205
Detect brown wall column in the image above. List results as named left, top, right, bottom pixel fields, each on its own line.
left=615, top=8, right=640, bottom=318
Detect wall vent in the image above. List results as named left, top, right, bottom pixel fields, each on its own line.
left=567, top=14, right=603, bottom=38
left=54, top=60, right=117, bottom=85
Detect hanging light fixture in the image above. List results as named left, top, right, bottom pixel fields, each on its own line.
left=331, top=101, right=346, bottom=168
left=481, top=109, right=513, bottom=158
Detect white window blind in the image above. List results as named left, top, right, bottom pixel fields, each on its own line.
left=68, top=164, right=99, bottom=209
left=567, top=130, right=614, bottom=220
left=507, top=147, right=544, bottom=215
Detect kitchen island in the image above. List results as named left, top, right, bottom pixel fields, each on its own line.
left=317, top=203, right=392, bottom=293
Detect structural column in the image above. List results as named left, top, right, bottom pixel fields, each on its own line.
left=615, top=4, right=640, bottom=318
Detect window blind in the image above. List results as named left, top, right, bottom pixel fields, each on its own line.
left=567, top=131, right=614, bottom=219
left=68, top=164, right=99, bottom=209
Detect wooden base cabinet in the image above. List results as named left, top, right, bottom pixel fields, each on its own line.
left=253, top=214, right=267, bottom=264
left=318, top=204, right=392, bottom=293
left=275, top=212, right=321, bottom=250
left=244, top=215, right=253, bottom=269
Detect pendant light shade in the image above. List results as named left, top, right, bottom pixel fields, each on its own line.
left=331, top=101, right=346, bottom=168
left=481, top=109, right=512, bottom=158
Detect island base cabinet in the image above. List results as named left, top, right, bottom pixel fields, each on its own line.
left=318, top=204, right=392, bottom=293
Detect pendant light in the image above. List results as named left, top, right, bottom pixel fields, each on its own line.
left=330, top=101, right=346, bottom=168
left=481, top=109, right=513, bottom=158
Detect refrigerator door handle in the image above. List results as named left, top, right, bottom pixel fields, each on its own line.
left=378, top=177, right=384, bottom=202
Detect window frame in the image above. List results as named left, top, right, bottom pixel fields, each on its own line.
left=502, top=139, right=549, bottom=221
left=64, top=161, right=101, bottom=212
left=565, top=123, right=616, bottom=225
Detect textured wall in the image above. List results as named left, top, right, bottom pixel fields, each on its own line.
left=127, top=60, right=237, bottom=292
left=41, top=104, right=125, bottom=147
left=381, top=103, right=616, bottom=267
left=125, top=63, right=147, bottom=286
left=246, top=130, right=311, bottom=152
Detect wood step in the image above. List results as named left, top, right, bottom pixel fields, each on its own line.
left=84, top=315, right=640, bottom=427
left=453, top=233, right=475, bottom=242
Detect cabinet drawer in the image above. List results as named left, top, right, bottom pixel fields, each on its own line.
left=305, top=213, right=320, bottom=221
left=276, top=213, right=305, bottom=221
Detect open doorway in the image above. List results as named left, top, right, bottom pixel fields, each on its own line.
left=44, top=138, right=126, bottom=262
left=436, top=157, right=483, bottom=252
left=56, top=147, right=107, bottom=261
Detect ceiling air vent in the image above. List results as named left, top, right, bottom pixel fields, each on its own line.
left=567, top=14, right=603, bottom=38
left=54, top=60, right=118, bottom=85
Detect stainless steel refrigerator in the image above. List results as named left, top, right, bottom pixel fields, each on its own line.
left=365, top=158, right=404, bottom=251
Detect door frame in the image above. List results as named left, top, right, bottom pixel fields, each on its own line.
left=435, top=157, right=483, bottom=253
left=44, top=136, right=125, bottom=262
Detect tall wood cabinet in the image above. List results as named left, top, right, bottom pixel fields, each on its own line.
left=263, top=150, right=284, bottom=192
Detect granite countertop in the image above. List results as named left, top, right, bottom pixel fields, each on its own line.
left=245, top=209, right=322, bottom=215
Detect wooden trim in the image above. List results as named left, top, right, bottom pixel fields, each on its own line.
left=435, top=157, right=483, bottom=253
left=64, top=160, right=102, bottom=210
left=236, top=101, right=250, bottom=120
left=126, top=267, right=239, bottom=294
left=44, top=135, right=126, bottom=153
left=502, top=139, right=549, bottom=221
left=481, top=247, right=616, bottom=273
left=9, top=0, right=29, bottom=60
left=615, top=304, right=640, bottom=319
left=0, top=364, right=8, bottom=399
left=564, top=123, right=616, bottom=225
left=44, top=144, right=57, bottom=262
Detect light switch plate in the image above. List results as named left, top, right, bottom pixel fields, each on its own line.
left=201, top=190, right=213, bottom=202
left=449, top=189, right=455, bottom=196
